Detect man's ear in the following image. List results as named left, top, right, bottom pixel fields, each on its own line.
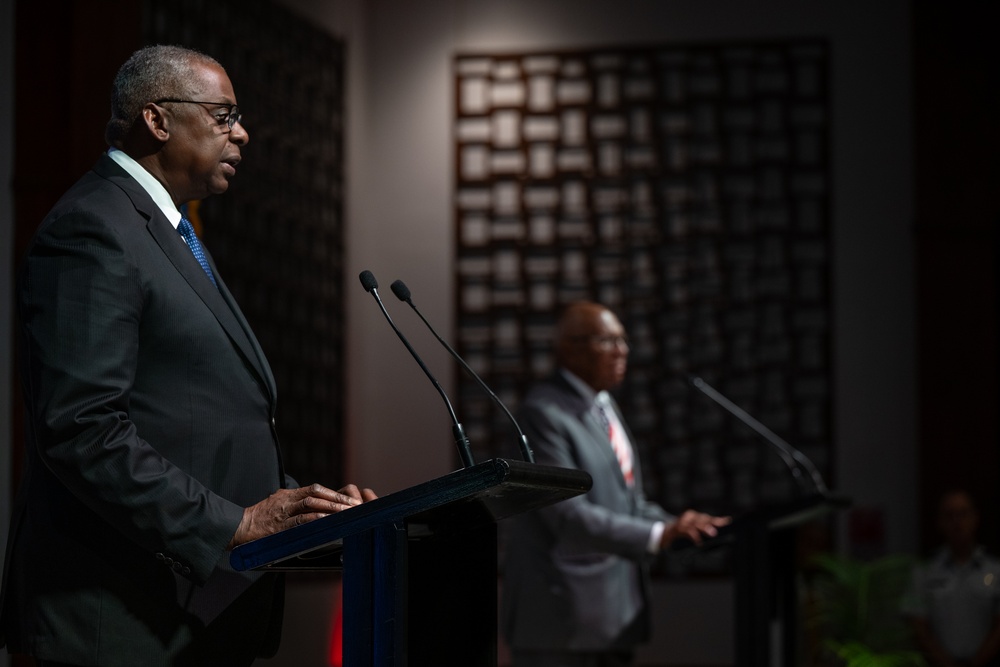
left=141, top=103, right=170, bottom=143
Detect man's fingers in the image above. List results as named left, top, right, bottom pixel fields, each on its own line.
left=298, top=494, right=359, bottom=515
left=335, top=483, right=364, bottom=501
left=295, top=484, right=363, bottom=507
left=678, top=512, right=732, bottom=541
left=231, top=483, right=376, bottom=548
left=685, top=520, right=710, bottom=542
left=292, top=483, right=381, bottom=514
left=696, top=515, right=732, bottom=538
left=659, top=511, right=732, bottom=550
left=291, top=511, right=331, bottom=526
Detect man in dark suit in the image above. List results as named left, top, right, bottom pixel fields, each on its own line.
left=501, top=301, right=729, bottom=667
left=0, top=45, right=374, bottom=666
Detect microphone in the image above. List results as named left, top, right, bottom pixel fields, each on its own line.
left=358, top=270, right=475, bottom=468
left=389, top=279, right=535, bottom=464
left=686, top=374, right=828, bottom=496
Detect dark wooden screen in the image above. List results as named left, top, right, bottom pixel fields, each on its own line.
left=453, top=43, right=832, bottom=556
left=145, top=0, right=346, bottom=487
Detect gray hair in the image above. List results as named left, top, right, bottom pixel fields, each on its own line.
left=105, top=45, right=221, bottom=147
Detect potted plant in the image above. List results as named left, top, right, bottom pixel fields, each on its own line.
left=803, top=552, right=926, bottom=667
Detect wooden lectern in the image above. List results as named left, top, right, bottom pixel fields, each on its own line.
left=231, top=457, right=592, bottom=666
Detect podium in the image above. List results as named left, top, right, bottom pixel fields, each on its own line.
left=231, top=457, right=592, bottom=666
left=689, top=492, right=850, bottom=667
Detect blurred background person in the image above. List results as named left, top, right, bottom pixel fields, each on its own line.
left=501, top=301, right=729, bottom=667
left=902, top=489, right=1000, bottom=667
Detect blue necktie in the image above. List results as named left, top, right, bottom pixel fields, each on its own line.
left=177, top=216, right=218, bottom=287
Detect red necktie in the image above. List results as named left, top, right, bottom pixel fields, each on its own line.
left=597, top=401, right=635, bottom=486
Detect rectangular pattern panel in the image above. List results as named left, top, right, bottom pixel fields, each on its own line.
left=454, top=43, right=831, bottom=547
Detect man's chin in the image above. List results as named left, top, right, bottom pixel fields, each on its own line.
left=209, top=179, right=232, bottom=195
left=608, top=375, right=626, bottom=390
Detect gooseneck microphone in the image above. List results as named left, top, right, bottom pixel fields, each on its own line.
left=686, top=374, right=828, bottom=496
left=358, top=270, right=475, bottom=468
left=390, top=279, right=535, bottom=464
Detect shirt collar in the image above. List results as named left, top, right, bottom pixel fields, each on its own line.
left=108, top=148, right=182, bottom=228
left=559, top=368, right=611, bottom=408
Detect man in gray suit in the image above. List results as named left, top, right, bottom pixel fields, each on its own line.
left=502, top=301, right=729, bottom=667
left=1, top=45, right=373, bottom=666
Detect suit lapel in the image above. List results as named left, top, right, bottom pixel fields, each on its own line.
left=96, top=156, right=276, bottom=404
left=554, top=373, right=631, bottom=491
left=147, top=218, right=275, bottom=401
left=214, top=270, right=278, bottom=403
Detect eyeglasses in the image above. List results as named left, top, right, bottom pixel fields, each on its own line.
left=154, top=98, right=243, bottom=131
left=572, top=334, right=630, bottom=350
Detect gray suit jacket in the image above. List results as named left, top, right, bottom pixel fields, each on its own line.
left=1, top=155, right=290, bottom=666
left=501, top=372, right=672, bottom=652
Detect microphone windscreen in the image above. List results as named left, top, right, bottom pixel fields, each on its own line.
left=390, top=280, right=411, bottom=302
left=359, top=270, right=378, bottom=292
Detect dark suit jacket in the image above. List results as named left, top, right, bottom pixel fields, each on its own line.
left=501, top=372, right=672, bottom=652
left=1, top=154, right=290, bottom=666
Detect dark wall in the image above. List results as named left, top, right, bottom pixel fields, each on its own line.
left=10, top=1, right=141, bottom=505
left=13, top=1, right=141, bottom=263
left=913, top=1, right=1000, bottom=554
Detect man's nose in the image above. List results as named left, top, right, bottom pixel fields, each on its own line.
left=230, top=119, right=249, bottom=145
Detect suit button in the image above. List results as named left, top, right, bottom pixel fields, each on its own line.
left=172, top=562, right=184, bottom=573
left=155, top=552, right=165, bottom=561
left=182, top=566, right=191, bottom=575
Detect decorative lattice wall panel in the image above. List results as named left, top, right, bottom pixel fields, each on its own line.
left=146, top=0, right=345, bottom=487
left=454, top=42, right=831, bottom=527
